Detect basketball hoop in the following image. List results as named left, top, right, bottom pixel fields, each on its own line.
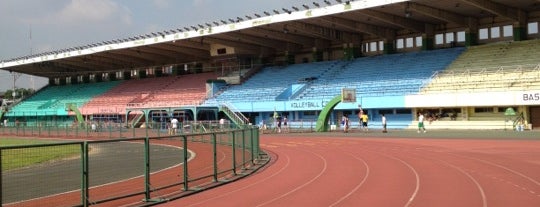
left=341, top=88, right=356, bottom=103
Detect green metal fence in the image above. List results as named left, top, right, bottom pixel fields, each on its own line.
left=0, top=124, right=262, bottom=207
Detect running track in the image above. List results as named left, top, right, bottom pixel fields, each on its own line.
left=159, top=133, right=540, bottom=207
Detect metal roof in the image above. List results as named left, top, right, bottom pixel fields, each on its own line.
left=1, top=0, right=539, bottom=78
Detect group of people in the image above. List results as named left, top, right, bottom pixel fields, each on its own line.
left=341, top=106, right=387, bottom=133
left=340, top=107, right=432, bottom=134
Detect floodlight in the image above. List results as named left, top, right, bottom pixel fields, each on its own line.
left=282, top=8, right=291, bottom=14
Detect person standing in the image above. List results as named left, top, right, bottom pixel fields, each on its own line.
left=283, top=116, right=288, bottom=133
left=276, top=116, right=282, bottom=133
left=361, top=113, right=369, bottom=132
left=418, top=112, right=426, bottom=133
left=219, top=117, right=225, bottom=130
left=357, top=105, right=363, bottom=130
left=381, top=113, right=387, bottom=133
left=342, top=114, right=349, bottom=133
left=171, top=117, right=179, bottom=135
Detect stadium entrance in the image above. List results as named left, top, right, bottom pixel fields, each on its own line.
left=530, top=107, right=540, bottom=129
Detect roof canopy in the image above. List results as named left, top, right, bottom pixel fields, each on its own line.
left=1, top=0, right=539, bottom=78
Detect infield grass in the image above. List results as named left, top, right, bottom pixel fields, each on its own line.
left=1, top=138, right=80, bottom=170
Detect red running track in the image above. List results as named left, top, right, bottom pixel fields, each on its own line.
left=158, top=135, right=540, bottom=207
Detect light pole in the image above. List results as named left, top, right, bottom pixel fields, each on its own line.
left=11, top=71, right=21, bottom=102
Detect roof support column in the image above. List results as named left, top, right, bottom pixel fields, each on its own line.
left=382, top=30, right=396, bottom=54
left=284, top=51, right=295, bottom=65
left=343, top=43, right=355, bottom=60
left=513, top=10, right=528, bottom=41
left=343, top=34, right=362, bottom=60
left=466, top=18, right=479, bottom=46
left=312, top=47, right=323, bottom=62
left=422, top=24, right=435, bottom=50
left=382, top=40, right=395, bottom=54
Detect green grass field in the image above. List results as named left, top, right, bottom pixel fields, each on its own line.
left=1, top=138, right=80, bottom=170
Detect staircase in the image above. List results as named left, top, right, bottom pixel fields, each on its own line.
left=220, top=102, right=249, bottom=127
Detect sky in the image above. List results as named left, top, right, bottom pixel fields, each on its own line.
left=0, top=0, right=318, bottom=92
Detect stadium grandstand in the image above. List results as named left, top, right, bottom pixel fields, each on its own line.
left=1, top=0, right=540, bottom=131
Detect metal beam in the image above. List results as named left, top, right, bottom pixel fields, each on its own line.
left=409, top=2, right=467, bottom=25
left=149, top=43, right=210, bottom=59
left=460, top=0, right=519, bottom=20
left=241, top=27, right=314, bottom=47
left=358, top=9, right=425, bottom=32
left=317, top=16, right=395, bottom=39
left=218, top=32, right=288, bottom=50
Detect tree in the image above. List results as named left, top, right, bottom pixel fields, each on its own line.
left=3, top=88, right=35, bottom=100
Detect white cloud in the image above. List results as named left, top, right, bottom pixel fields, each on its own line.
left=37, top=0, right=132, bottom=26
left=152, top=0, right=171, bottom=9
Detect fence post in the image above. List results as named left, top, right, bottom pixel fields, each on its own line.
left=81, top=142, right=89, bottom=207
left=242, top=130, right=246, bottom=170
left=0, top=149, right=3, bottom=206
left=232, top=131, right=237, bottom=175
left=251, top=128, right=256, bottom=162
left=144, top=137, right=151, bottom=201
left=182, top=135, right=189, bottom=191
left=118, top=124, right=122, bottom=138
left=212, top=133, right=218, bottom=182
left=108, top=124, right=112, bottom=139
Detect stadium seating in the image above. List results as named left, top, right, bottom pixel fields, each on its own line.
left=206, top=48, right=464, bottom=105
left=208, top=61, right=343, bottom=103
left=297, top=47, right=465, bottom=100
left=421, top=39, right=540, bottom=93
left=7, top=81, right=121, bottom=116
left=81, top=73, right=216, bottom=113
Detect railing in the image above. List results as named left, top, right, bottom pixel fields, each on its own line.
left=220, top=102, right=249, bottom=126
left=0, top=123, right=262, bottom=207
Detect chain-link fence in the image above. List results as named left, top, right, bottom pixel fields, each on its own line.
left=1, top=125, right=262, bottom=207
